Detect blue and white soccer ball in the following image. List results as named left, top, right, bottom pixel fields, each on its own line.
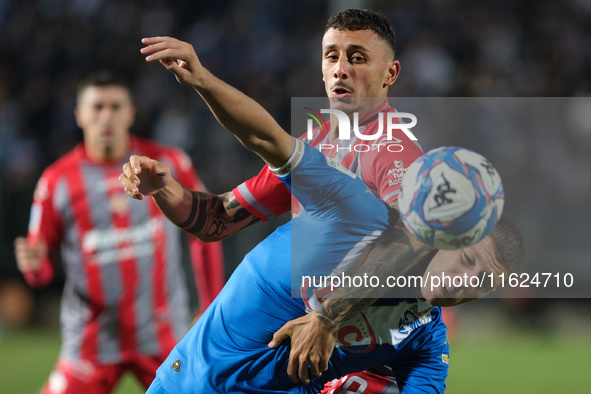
left=398, top=146, right=504, bottom=250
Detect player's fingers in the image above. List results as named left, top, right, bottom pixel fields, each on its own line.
left=14, top=238, right=30, bottom=263
left=118, top=173, right=143, bottom=200
left=13, top=237, right=27, bottom=249
left=121, top=163, right=138, bottom=184
left=141, top=36, right=171, bottom=45
left=128, top=155, right=145, bottom=174
left=14, top=238, right=43, bottom=271
left=14, top=237, right=42, bottom=254
left=129, top=155, right=162, bottom=175
left=308, top=354, right=322, bottom=378
left=140, top=36, right=180, bottom=54
left=144, top=46, right=193, bottom=63
left=159, top=59, right=191, bottom=81
left=297, top=354, right=310, bottom=385
left=318, top=354, right=329, bottom=374
left=286, top=353, right=299, bottom=384
left=268, top=325, right=291, bottom=348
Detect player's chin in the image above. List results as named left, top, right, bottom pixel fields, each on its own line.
left=420, top=288, right=437, bottom=304
left=422, top=288, right=456, bottom=306
left=431, top=298, right=460, bottom=307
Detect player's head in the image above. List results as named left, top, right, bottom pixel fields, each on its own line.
left=75, top=70, right=136, bottom=161
left=322, top=9, right=400, bottom=115
left=421, top=214, right=525, bottom=306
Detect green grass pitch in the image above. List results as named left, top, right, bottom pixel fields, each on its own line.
left=1, top=327, right=588, bottom=393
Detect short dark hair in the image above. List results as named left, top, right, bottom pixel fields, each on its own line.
left=76, top=70, right=134, bottom=104
left=489, top=214, right=525, bottom=274
left=325, top=9, right=397, bottom=58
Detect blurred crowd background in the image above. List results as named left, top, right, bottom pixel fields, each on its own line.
left=1, top=0, right=591, bottom=334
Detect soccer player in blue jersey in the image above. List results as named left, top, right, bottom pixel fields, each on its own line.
left=122, top=105, right=449, bottom=393
left=119, top=34, right=524, bottom=393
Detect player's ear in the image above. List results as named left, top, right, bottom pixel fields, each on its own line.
left=383, top=60, right=400, bottom=88
left=74, top=107, right=82, bottom=128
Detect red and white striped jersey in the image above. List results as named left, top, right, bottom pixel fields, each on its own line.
left=234, top=101, right=423, bottom=219
left=24, top=136, right=224, bottom=364
left=320, top=371, right=401, bottom=394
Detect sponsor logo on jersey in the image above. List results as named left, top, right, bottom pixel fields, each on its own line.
left=398, top=309, right=432, bottom=337
left=96, top=177, right=127, bottom=193
left=82, top=217, right=164, bottom=264
left=387, top=160, right=408, bottom=187
left=108, top=194, right=130, bottom=215
left=336, top=312, right=376, bottom=353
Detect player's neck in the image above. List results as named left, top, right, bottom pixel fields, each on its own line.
left=85, top=138, right=130, bottom=163
left=328, top=100, right=387, bottom=140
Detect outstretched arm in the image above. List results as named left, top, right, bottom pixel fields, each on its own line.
left=119, top=155, right=260, bottom=241
left=141, top=36, right=293, bottom=168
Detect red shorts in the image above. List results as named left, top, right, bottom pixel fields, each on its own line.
left=40, top=355, right=165, bottom=394
left=320, top=371, right=399, bottom=394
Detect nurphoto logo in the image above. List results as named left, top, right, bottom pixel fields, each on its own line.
left=304, top=107, right=418, bottom=153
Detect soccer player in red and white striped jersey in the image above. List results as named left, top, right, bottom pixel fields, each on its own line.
left=13, top=71, right=224, bottom=393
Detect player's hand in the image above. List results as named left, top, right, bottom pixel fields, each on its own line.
left=14, top=237, right=47, bottom=273
left=141, top=36, right=205, bottom=86
left=120, top=155, right=172, bottom=200
left=268, top=312, right=337, bottom=385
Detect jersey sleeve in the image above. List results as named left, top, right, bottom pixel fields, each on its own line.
left=23, top=170, right=63, bottom=287
left=319, top=371, right=398, bottom=394
left=361, top=131, right=424, bottom=205
left=166, top=148, right=226, bottom=312
left=232, top=165, right=291, bottom=222
left=273, top=140, right=388, bottom=228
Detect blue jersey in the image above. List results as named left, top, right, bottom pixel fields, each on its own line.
left=149, top=141, right=448, bottom=393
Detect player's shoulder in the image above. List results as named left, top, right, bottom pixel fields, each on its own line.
left=295, top=141, right=351, bottom=175
left=41, top=143, right=84, bottom=179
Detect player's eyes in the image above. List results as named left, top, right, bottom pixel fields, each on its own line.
left=463, top=252, right=475, bottom=267
left=351, top=55, right=366, bottom=63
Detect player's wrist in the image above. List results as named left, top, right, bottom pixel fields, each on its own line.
left=312, top=309, right=339, bottom=333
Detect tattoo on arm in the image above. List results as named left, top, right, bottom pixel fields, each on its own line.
left=314, top=217, right=435, bottom=328
left=222, top=192, right=261, bottom=227
left=226, top=198, right=259, bottom=225
left=315, top=297, right=377, bottom=330
left=178, top=190, right=260, bottom=240
left=183, top=191, right=223, bottom=234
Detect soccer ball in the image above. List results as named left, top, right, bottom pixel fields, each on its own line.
left=398, top=146, right=504, bottom=250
